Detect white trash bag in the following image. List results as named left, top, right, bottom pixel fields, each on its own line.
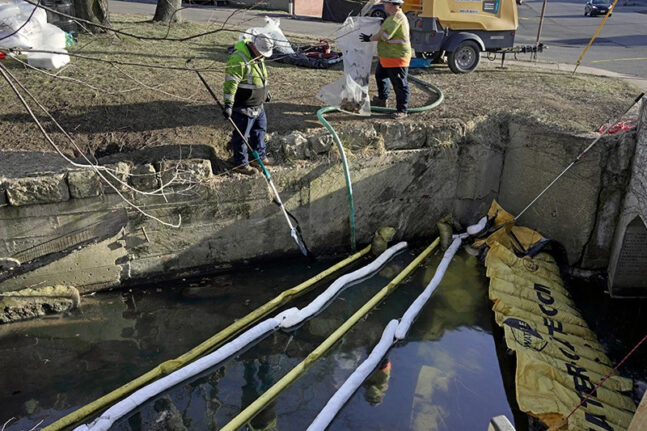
left=0, top=0, right=47, bottom=49
left=241, top=16, right=294, bottom=55
left=0, top=0, right=70, bottom=69
left=317, top=16, right=382, bottom=116
left=27, top=23, right=70, bottom=69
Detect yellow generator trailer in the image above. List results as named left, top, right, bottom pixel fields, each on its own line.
left=362, top=0, right=525, bottom=73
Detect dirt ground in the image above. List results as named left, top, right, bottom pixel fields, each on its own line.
left=0, top=16, right=641, bottom=160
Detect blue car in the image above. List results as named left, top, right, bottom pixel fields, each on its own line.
left=363, top=3, right=387, bottom=19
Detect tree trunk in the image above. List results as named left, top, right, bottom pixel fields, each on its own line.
left=153, top=0, right=182, bottom=23
left=73, top=0, right=110, bottom=33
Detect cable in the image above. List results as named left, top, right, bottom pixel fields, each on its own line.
left=550, top=333, right=647, bottom=430
left=514, top=92, right=644, bottom=221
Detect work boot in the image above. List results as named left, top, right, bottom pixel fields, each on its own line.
left=250, top=158, right=274, bottom=171
left=233, top=165, right=256, bottom=176
left=392, top=112, right=408, bottom=119
left=371, top=97, right=388, bottom=108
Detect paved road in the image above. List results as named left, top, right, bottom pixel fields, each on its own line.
left=516, top=0, right=647, bottom=77
left=110, top=0, right=647, bottom=77
left=109, top=0, right=341, bottom=38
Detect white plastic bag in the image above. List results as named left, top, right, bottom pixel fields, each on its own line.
left=317, top=16, right=382, bottom=116
left=0, top=1, right=44, bottom=49
left=27, top=23, right=69, bottom=69
left=0, top=1, right=69, bottom=69
left=241, top=16, right=294, bottom=55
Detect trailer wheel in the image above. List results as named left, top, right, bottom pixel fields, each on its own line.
left=371, top=9, right=386, bottom=19
left=448, top=41, right=481, bottom=73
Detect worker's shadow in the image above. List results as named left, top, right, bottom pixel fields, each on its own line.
left=1, top=100, right=336, bottom=135
left=0, top=101, right=221, bottom=134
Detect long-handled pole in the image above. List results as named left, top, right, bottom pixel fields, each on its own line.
left=534, top=0, right=548, bottom=60
left=195, top=71, right=310, bottom=256
left=514, top=92, right=644, bottom=221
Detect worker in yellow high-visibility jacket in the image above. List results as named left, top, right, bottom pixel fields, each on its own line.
left=223, top=34, right=274, bottom=175
left=360, top=0, right=412, bottom=119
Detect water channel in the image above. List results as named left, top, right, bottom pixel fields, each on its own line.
left=1, top=246, right=644, bottom=430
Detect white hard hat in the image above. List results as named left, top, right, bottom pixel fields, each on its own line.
left=383, top=0, right=404, bottom=4
left=252, top=34, right=274, bottom=58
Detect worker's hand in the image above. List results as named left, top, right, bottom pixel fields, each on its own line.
left=265, top=91, right=272, bottom=103
left=222, top=104, right=233, bottom=120
left=359, top=33, right=372, bottom=42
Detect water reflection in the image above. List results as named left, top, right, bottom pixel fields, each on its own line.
left=1, top=250, right=514, bottom=431
left=242, top=358, right=278, bottom=431
left=363, top=357, right=392, bottom=406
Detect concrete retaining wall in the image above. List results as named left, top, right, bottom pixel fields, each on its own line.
left=607, top=99, right=647, bottom=296
left=0, top=111, right=642, bottom=295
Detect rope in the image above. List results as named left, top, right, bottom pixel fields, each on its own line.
left=550, top=333, right=647, bottom=430
left=514, top=92, right=644, bottom=221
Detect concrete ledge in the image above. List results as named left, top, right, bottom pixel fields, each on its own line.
left=68, top=169, right=103, bottom=199
left=130, top=164, right=159, bottom=190
left=159, top=159, right=212, bottom=185
left=6, top=174, right=70, bottom=206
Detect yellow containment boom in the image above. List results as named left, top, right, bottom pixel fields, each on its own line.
left=42, top=245, right=371, bottom=431
left=221, top=237, right=440, bottom=431
left=418, top=0, right=518, bottom=31
left=479, top=201, right=636, bottom=430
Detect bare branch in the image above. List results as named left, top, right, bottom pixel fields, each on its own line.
left=0, top=63, right=182, bottom=228
left=2, top=48, right=218, bottom=71
left=109, top=63, right=200, bottom=101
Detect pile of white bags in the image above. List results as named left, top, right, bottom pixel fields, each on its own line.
left=240, top=16, right=294, bottom=55
left=0, top=0, right=70, bottom=69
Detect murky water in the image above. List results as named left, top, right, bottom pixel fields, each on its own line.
left=0, top=248, right=533, bottom=430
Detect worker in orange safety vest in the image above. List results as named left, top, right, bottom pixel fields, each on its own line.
left=360, top=0, right=412, bottom=119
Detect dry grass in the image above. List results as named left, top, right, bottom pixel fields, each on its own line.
left=0, top=15, right=641, bottom=158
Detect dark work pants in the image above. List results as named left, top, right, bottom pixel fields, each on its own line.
left=230, top=107, right=267, bottom=167
left=375, top=63, right=410, bottom=113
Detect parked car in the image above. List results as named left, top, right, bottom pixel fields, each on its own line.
left=360, top=0, right=386, bottom=19
left=585, top=0, right=613, bottom=16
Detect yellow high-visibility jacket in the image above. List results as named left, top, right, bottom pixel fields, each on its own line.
left=223, top=40, right=268, bottom=107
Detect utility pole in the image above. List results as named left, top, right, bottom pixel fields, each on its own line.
left=535, top=0, right=548, bottom=60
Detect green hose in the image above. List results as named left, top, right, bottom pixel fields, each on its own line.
left=317, top=75, right=445, bottom=252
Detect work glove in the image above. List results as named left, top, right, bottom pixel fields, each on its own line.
left=359, top=33, right=372, bottom=42
left=265, top=91, right=272, bottom=103
left=222, top=103, right=233, bottom=120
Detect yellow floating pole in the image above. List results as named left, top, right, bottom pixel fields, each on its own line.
left=43, top=245, right=371, bottom=431
left=573, top=0, right=619, bottom=74
left=221, top=238, right=440, bottom=431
